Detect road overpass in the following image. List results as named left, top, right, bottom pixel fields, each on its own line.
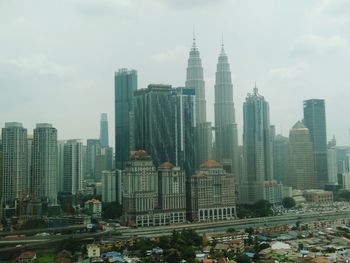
left=117, top=210, right=350, bottom=238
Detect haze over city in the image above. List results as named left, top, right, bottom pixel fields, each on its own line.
left=1, top=0, right=350, bottom=145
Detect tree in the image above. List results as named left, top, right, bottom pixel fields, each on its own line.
left=282, top=197, right=296, bottom=209
left=236, top=254, right=251, bottom=263
left=158, top=236, right=170, bottom=249
left=165, top=252, right=181, bottom=263
left=227, top=227, right=236, bottom=233
left=245, top=227, right=254, bottom=235
left=253, top=200, right=273, bottom=217
left=102, top=201, right=122, bottom=220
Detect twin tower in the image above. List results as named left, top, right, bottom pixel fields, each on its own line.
left=115, top=37, right=239, bottom=184
left=186, top=37, right=239, bottom=179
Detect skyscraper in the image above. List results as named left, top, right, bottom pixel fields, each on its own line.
left=185, top=37, right=212, bottom=168
left=63, top=139, right=83, bottom=195
left=185, top=37, right=206, bottom=124
left=273, top=134, right=289, bottom=185
left=115, top=68, right=137, bottom=170
left=303, top=99, right=328, bottom=188
left=86, top=139, right=101, bottom=180
left=100, top=113, right=109, bottom=148
left=0, top=140, right=3, bottom=222
left=32, top=123, right=58, bottom=204
left=172, top=87, right=196, bottom=176
left=240, top=87, right=282, bottom=204
left=27, top=135, right=33, bottom=197
left=57, top=140, right=65, bottom=193
left=1, top=122, right=28, bottom=206
left=134, top=85, right=195, bottom=173
left=287, top=121, right=316, bottom=190
left=327, top=136, right=338, bottom=185
left=134, top=84, right=175, bottom=167
left=214, top=43, right=239, bottom=179
left=101, top=170, right=117, bottom=203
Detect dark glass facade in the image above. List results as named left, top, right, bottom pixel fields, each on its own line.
left=303, top=99, right=328, bottom=188
left=115, top=69, right=137, bottom=170
left=134, top=85, right=195, bottom=176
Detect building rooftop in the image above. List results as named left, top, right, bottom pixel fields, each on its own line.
left=159, top=162, right=175, bottom=169
left=292, top=120, right=307, bottom=130
left=85, top=199, right=101, bottom=205
left=131, top=150, right=149, bottom=158
left=200, top=160, right=222, bottom=169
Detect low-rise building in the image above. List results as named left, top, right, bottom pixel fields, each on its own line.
left=85, top=199, right=102, bottom=218
left=87, top=244, right=101, bottom=258
left=303, top=190, right=333, bottom=203
left=15, top=251, right=37, bottom=263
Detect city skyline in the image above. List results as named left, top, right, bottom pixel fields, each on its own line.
left=1, top=1, right=350, bottom=145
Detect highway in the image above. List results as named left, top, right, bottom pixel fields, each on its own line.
left=1, top=209, right=350, bottom=252
left=117, top=210, right=350, bottom=238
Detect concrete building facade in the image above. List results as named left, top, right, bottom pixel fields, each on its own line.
left=63, top=139, right=83, bottom=195
left=190, top=160, right=236, bottom=222
left=32, top=123, right=58, bottom=204
left=287, top=121, right=316, bottom=190
left=1, top=122, right=28, bottom=207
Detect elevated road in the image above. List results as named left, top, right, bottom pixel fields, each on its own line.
left=117, top=210, right=350, bottom=238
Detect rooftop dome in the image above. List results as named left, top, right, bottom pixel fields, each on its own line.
left=200, top=160, right=222, bottom=169
left=131, top=150, right=149, bottom=158
left=159, top=162, right=175, bottom=169
left=292, top=121, right=307, bottom=130
left=193, top=171, right=205, bottom=177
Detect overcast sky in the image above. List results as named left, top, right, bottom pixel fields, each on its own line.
left=1, top=0, right=350, bottom=146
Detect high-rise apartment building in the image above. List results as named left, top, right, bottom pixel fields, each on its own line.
left=0, top=140, right=3, bottom=222
left=273, top=135, right=289, bottom=185
left=303, top=99, right=328, bottom=188
left=287, top=121, right=316, bottom=190
left=1, top=122, right=28, bottom=207
left=185, top=37, right=212, bottom=168
left=327, top=136, right=338, bottom=185
left=95, top=146, right=113, bottom=182
left=32, top=123, right=58, bottom=204
left=86, top=139, right=101, bottom=180
left=214, top=44, right=239, bottom=180
left=101, top=170, right=117, bottom=203
left=100, top=113, right=109, bottom=148
left=190, top=160, right=236, bottom=222
left=63, top=139, right=83, bottom=195
left=115, top=68, right=137, bottom=170
left=158, top=162, right=186, bottom=224
left=27, top=135, right=33, bottom=195
left=57, top=140, right=65, bottom=193
left=336, top=147, right=349, bottom=175
left=240, top=87, right=282, bottom=204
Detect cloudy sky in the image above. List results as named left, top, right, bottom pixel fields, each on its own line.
left=1, top=0, right=350, bottom=145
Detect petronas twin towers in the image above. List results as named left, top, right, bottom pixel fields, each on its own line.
left=185, top=37, right=239, bottom=178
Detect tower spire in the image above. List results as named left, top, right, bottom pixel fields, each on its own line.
left=192, top=25, right=196, bottom=49
left=220, top=33, right=226, bottom=55
left=254, top=81, right=258, bottom=95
